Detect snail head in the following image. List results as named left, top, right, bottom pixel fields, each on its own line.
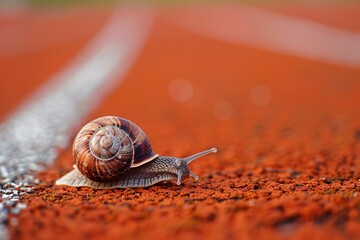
left=173, top=147, right=217, bottom=185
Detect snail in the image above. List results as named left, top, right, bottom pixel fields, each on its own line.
left=56, top=116, right=217, bottom=189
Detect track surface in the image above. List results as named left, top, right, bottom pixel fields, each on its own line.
left=1, top=4, right=360, bottom=240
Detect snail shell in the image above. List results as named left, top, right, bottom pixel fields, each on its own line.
left=56, top=116, right=217, bottom=189
left=73, top=116, right=158, bottom=182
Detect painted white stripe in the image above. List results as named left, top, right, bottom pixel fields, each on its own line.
left=0, top=8, right=153, bottom=238
left=0, top=7, right=154, bottom=174
left=166, top=5, right=360, bottom=68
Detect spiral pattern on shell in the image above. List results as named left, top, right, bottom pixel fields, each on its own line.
left=73, top=116, right=158, bottom=182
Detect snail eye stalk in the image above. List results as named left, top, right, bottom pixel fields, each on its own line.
left=184, top=147, right=217, bottom=164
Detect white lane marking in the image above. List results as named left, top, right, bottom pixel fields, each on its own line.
left=0, top=8, right=154, bottom=174
left=0, top=8, right=154, bottom=238
left=166, top=5, right=360, bottom=68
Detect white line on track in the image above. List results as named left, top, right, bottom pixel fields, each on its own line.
left=166, top=5, right=360, bottom=68
left=0, top=7, right=154, bottom=173
left=0, top=6, right=154, bottom=239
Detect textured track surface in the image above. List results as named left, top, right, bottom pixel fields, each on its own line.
left=1, top=4, right=360, bottom=240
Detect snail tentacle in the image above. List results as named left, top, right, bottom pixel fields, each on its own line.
left=184, top=147, right=217, bottom=164
left=189, top=171, right=199, bottom=181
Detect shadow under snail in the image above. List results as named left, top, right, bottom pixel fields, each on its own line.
left=56, top=116, right=217, bottom=189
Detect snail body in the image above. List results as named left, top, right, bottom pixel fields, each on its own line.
left=56, top=116, right=217, bottom=189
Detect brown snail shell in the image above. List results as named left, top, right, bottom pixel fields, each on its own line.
left=73, top=116, right=158, bottom=182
